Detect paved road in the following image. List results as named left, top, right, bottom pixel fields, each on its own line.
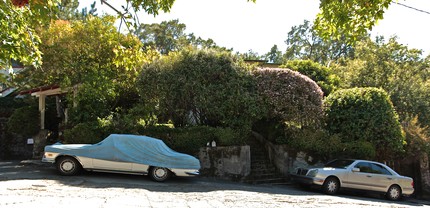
left=0, top=160, right=429, bottom=208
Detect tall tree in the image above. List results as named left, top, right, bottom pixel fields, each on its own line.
left=57, top=0, right=97, bottom=20
left=134, top=19, right=226, bottom=54
left=264, top=45, right=283, bottom=64
left=134, top=19, right=187, bottom=54
left=15, top=16, right=157, bottom=123
left=284, top=20, right=355, bottom=66
left=334, top=36, right=430, bottom=127
left=238, top=49, right=262, bottom=60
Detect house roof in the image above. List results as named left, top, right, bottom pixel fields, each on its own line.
left=19, top=85, right=64, bottom=97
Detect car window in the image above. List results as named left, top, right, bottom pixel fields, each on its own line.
left=354, top=162, right=372, bottom=173
left=369, top=163, right=392, bottom=175
left=325, top=159, right=355, bottom=169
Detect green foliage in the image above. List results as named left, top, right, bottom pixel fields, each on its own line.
left=63, top=121, right=105, bottom=144
left=282, top=60, right=340, bottom=96
left=0, top=0, right=59, bottom=71
left=15, top=16, right=156, bottom=124
left=324, top=87, right=405, bottom=159
left=403, top=117, right=430, bottom=157
left=284, top=20, right=355, bottom=66
left=285, top=128, right=376, bottom=161
left=137, top=48, right=263, bottom=130
left=264, top=45, right=283, bottom=64
left=133, top=19, right=230, bottom=55
left=333, top=36, right=430, bottom=127
left=253, top=68, right=324, bottom=127
left=315, top=0, right=392, bottom=44
left=7, top=105, right=40, bottom=137
left=142, top=125, right=245, bottom=155
left=0, top=97, right=28, bottom=117
left=57, top=0, right=97, bottom=20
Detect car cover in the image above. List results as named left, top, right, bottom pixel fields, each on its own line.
left=44, top=134, right=201, bottom=170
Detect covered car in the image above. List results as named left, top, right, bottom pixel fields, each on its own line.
left=42, top=134, right=200, bottom=182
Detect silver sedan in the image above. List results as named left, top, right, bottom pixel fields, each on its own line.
left=292, top=159, right=414, bottom=200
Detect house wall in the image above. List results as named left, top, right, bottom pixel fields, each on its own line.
left=198, top=145, right=251, bottom=181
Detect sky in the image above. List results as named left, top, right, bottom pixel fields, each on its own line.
left=83, top=0, right=430, bottom=56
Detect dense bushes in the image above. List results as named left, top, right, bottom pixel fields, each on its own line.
left=142, top=125, right=243, bottom=155
left=254, top=68, right=324, bottom=128
left=324, top=87, right=405, bottom=159
left=7, top=105, right=40, bottom=137
left=63, top=122, right=242, bottom=155
left=138, top=49, right=263, bottom=131
left=282, top=60, right=340, bottom=96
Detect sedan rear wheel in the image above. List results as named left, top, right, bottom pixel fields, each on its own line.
left=56, top=157, right=81, bottom=176
left=323, top=177, right=339, bottom=195
left=149, top=167, right=171, bottom=182
left=386, top=185, right=402, bottom=200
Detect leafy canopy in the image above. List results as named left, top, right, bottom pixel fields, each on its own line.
left=315, top=0, right=392, bottom=44
left=16, top=16, right=156, bottom=124
left=333, top=36, right=430, bottom=127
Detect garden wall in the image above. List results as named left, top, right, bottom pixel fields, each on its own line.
left=198, top=145, right=251, bottom=181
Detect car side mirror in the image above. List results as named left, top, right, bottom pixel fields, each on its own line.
left=352, top=168, right=360, bottom=172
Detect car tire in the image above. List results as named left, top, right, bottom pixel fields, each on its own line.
left=56, top=156, right=81, bottom=176
left=149, top=167, right=171, bottom=182
left=386, top=185, right=402, bottom=200
left=323, top=177, right=340, bottom=195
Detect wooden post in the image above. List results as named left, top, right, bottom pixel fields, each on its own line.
left=38, top=94, right=46, bottom=129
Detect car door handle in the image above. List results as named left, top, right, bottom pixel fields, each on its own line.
left=366, top=175, right=372, bottom=177
left=387, top=177, right=393, bottom=180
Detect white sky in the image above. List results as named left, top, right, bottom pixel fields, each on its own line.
left=83, top=0, right=430, bottom=56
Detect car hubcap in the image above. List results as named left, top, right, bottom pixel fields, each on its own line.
left=390, top=188, right=399, bottom=199
left=155, top=168, right=167, bottom=179
left=328, top=181, right=337, bottom=192
left=61, top=161, right=74, bottom=172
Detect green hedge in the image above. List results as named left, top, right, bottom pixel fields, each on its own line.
left=324, top=87, right=405, bottom=159
left=63, top=121, right=244, bottom=155
left=141, top=125, right=246, bottom=155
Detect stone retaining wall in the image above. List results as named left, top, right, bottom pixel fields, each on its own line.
left=198, top=145, right=251, bottom=181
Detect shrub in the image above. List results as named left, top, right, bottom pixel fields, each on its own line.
left=7, top=105, right=40, bottom=137
left=63, top=121, right=105, bottom=144
left=253, top=68, right=324, bottom=128
left=137, top=48, right=263, bottom=130
left=141, top=125, right=246, bottom=155
left=324, top=87, right=405, bottom=159
left=0, top=97, right=27, bottom=117
left=282, top=60, right=340, bottom=96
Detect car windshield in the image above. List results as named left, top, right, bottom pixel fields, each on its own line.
left=324, top=159, right=355, bottom=169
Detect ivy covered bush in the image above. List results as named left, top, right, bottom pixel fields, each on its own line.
left=137, top=48, right=263, bottom=132
left=324, top=87, right=405, bottom=159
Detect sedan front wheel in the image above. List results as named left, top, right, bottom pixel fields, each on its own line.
left=323, top=177, right=340, bottom=195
